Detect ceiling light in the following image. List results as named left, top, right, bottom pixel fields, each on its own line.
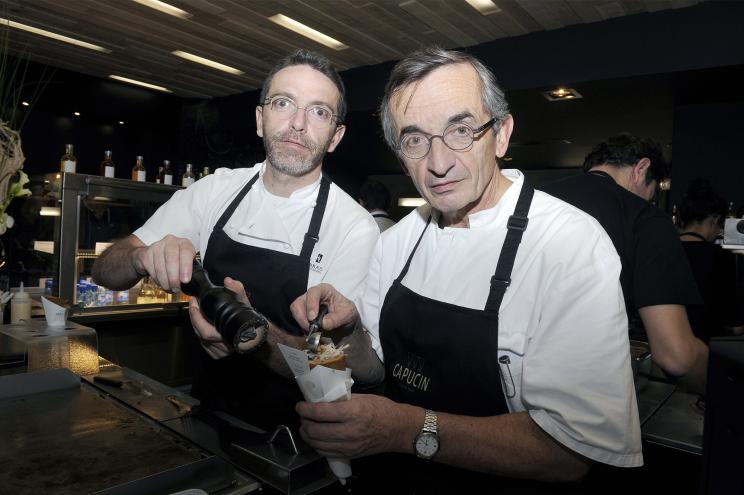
left=542, top=87, right=583, bottom=102
left=21, top=101, right=29, bottom=106
left=132, top=0, right=192, bottom=19
left=172, top=50, right=244, bottom=75
left=0, top=17, right=111, bottom=53
left=464, top=0, right=501, bottom=15
left=73, top=111, right=80, bottom=116
left=109, top=75, right=172, bottom=93
left=268, top=14, right=348, bottom=50
left=398, top=197, right=427, bottom=207
left=118, top=121, right=124, bottom=125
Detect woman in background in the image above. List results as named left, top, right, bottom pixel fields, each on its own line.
left=678, top=179, right=744, bottom=341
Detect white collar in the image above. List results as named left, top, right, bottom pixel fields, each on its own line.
left=258, top=161, right=323, bottom=201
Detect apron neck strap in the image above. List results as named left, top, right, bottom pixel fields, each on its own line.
left=485, top=181, right=535, bottom=312
left=395, top=215, right=433, bottom=283
left=214, top=173, right=260, bottom=230
left=300, top=174, right=332, bottom=261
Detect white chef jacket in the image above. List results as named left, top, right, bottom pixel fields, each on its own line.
left=359, top=169, right=642, bottom=467
left=134, top=163, right=380, bottom=301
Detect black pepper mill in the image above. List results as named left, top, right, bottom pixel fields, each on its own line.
left=181, top=258, right=269, bottom=353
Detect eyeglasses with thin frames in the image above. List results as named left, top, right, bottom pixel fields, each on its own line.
left=398, top=117, right=497, bottom=159
left=262, top=95, right=340, bottom=125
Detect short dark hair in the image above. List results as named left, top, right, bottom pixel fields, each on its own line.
left=583, top=133, right=667, bottom=184
left=678, top=178, right=727, bottom=228
left=379, top=47, right=509, bottom=150
left=359, top=179, right=392, bottom=211
left=259, top=49, right=347, bottom=123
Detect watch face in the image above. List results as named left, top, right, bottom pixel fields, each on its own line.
left=415, top=432, right=439, bottom=458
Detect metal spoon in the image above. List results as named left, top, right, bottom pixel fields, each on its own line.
left=305, top=303, right=329, bottom=352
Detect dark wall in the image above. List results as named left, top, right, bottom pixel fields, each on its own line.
left=18, top=64, right=184, bottom=180
left=671, top=100, right=744, bottom=209
left=179, top=91, right=265, bottom=172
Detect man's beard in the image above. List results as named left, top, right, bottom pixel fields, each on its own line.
left=264, top=130, right=331, bottom=177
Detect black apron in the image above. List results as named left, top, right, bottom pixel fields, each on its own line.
left=191, top=172, right=330, bottom=431
left=353, top=181, right=536, bottom=493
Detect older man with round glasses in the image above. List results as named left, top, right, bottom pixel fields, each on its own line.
left=291, top=48, right=641, bottom=491
left=93, top=50, right=382, bottom=430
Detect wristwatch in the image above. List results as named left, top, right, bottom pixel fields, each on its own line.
left=413, top=409, right=440, bottom=459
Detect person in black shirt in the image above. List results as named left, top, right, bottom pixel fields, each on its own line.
left=359, top=179, right=396, bottom=232
left=542, top=134, right=707, bottom=391
left=678, top=179, right=744, bottom=341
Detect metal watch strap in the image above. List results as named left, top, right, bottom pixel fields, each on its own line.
left=422, top=409, right=438, bottom=434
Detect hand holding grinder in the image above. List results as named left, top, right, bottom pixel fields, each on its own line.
left=181, top=258, right=269, bottom=354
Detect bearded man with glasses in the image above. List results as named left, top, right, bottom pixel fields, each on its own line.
left=291, top=48, right=641, bottom=491
left=93, top=50, right=382, bottom=431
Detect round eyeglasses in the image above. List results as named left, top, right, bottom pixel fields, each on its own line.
left=262, top=96, right=339, bottom=125
left=398, top=118, right=497, bottom=159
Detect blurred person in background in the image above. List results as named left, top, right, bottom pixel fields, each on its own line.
left=678, top=178, right=744, bottom=341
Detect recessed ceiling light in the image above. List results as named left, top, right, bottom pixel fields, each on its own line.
left=132, top=0, right=192, bottom=19
left=172, top=50, right=244, bottom=75
left=21, top=101, right=29, bottom=106
left=398, top=197, right=427, bottom=207
left=109, top=75, right=172, bottom=93
left=464, top=0, right=501, bottom=15
left=543, top=87, right=583, bottom=102
left=118, top=121, right=125, bottom=125
left=73, top=111, right=81, bottom=116
left=268, top=14, right=348, bottom=50
left=0, top=17, right=111, bottom=53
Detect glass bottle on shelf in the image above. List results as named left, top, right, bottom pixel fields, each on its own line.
left=163, top=160, right=173, bottom=185
left=100, top=150, right=115, bottom=178
left=727, top=201, right=736, bottom=218
left=182, top=163, right=196, bottom=187
left=60, top=144, right=77, bottom=173
left=671, top=204, right=678, bottom=228
left=199, top=166, right=210, bottom=179
left=132, top=155, right=146, bottom=182
left=155, top=166, right=165, bottom=184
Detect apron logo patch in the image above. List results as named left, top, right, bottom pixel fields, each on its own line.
left=310, top=253, right=324, bottom=274
left=392, top=353, right=430, bottom=392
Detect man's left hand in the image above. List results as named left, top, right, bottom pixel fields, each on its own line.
left=296, top=394, right=403, bottom=459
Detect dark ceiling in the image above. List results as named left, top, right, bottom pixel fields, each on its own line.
left=2, top=0, right=704, bottom=97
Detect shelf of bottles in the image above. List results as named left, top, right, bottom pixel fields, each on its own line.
left=4, top=144, right=216, bottom=315
left=60, top=144, right=205, bottom=187
left=48, top=171, right=186, bottom=312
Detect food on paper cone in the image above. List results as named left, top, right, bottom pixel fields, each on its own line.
left=307, top=343, right=347, bottom=370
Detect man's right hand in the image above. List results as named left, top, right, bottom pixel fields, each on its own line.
left=188, top=277, right=252, bottom=360
left=290, top=283, right=360, bottom=334
left=131, top=234, right=196, bottom=291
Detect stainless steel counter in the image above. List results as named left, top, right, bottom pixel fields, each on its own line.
left=0, top=368, right=257, bottom=495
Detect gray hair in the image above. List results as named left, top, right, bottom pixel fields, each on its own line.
left=260, top=49, right=347, bottom=123
left=379, top=47, right=509, bottom=150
